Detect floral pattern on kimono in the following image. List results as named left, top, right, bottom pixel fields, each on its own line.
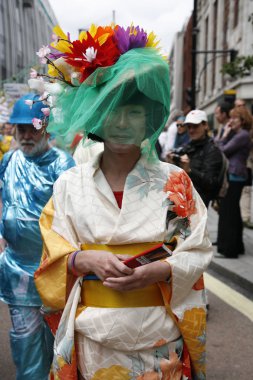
left=34, top=153, right=212, bottom=380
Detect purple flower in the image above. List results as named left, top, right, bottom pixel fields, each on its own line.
left=47, top=47, right=67, bottom=60
left=115, top=26, right=148, bottom=53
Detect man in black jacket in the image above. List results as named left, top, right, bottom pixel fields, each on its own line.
left=167, top=110, right=223, bottom=207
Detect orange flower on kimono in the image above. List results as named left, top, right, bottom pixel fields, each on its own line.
left=56, top=353, right=78, bottom=380
left=160, top=352, right=183, bottom=380
left=164, top=171, right=197, bottom=218
left=192, top=275, right=205, bottom=290
left=153, top=338, right=168, bottom=348
left=137, top=372, right=160, bottom=380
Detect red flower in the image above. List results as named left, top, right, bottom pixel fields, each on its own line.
left=65, top=32, right=120, bottom=82
left=164, top=170, right=197, bottom=218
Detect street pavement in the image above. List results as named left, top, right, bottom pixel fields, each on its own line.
left=207, top=207, right=253, bottom=293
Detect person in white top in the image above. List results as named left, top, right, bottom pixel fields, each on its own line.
left=159, top=110, right=184, bottom=160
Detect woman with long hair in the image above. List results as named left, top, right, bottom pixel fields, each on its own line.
left=217, top=107, right=252, bottom=258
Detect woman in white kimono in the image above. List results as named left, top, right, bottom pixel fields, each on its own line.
left=34, top=24, right=213, bottom=380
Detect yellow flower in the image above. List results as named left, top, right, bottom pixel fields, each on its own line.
left=51, top=25, right=72, bottom=54
left=79, top=24, right=115, bottom=46
left=146, top=31, right=160, bottom=49
left=47, top=57, right=74, bottom=82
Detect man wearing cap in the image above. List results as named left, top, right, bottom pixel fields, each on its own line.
left=167, top=109, right=223, bottom=206
left=0, top=93, right=75, bottom=380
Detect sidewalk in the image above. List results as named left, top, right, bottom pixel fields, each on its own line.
left=207, top=207, right=253, bottom=293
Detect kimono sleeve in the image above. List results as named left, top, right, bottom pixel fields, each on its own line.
left=162, top=169, right=213, bottom=379
left=163, top=169, right=212, bottom=315
left=34, top=179, right=80, bottom=310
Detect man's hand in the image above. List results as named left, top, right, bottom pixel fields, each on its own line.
left=103, top=260, right=171, bottom=291
left=0, top=238, right=7, bottom=253
left=178, top=154, right=191, bottom=173
left=165, top=152, right=175, bottom=164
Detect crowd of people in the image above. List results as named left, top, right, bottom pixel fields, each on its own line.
left=160, top=100, right=253, bottom=259
left=0, top=21, right=252, bottom=380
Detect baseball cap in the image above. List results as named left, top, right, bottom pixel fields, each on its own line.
left=184, top=110, right=207, bottom=125
left=9, top=93, right=48, bottom=125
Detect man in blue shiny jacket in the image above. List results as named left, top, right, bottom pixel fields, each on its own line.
left=0, top=93, right=75, bottom=380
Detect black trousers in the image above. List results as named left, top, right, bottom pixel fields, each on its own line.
left=217, top=181, right=245, bottom=258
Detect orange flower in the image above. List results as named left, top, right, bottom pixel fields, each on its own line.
left=160, top=352, right=183, bottom=380
left=137, top=352, right=183, bottom=380
left=164, top=171, right=197, bottom=218
left=137, top=372, right=160, bottom=380
left=153, top=338, right=168, bottom=348
left=57, top=354, right=78, bottom=380
left=192, top=275, right=205, bottom=290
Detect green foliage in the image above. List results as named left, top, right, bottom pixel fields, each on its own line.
left=221, top=56, right=253, bottom=78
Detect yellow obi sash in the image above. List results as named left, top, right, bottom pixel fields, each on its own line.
left=80, top=242, right=170, bottom=308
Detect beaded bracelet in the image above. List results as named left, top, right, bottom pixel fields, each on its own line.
left=70, top=250, right=81, bottom=277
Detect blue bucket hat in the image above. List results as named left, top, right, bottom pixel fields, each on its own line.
left=9, top=93, right=49, bottom=125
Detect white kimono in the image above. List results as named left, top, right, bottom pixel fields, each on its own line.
left=35, top=152, right=213, bottom=380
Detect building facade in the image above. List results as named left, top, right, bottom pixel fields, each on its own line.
left=195, top=0, right=253, bottom=117
left=0, top=0, right=58, bottom=85
left=170, top=0, right=253, bottom=120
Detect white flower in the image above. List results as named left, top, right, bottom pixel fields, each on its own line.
left=41, top=108, right=50, bottom=117
left=40, top=57, right=48, bottom=64
left=52, top=33, right=59, bottom=43
left=28, top=78, right=45, bottom=94
left=30, top=68, right=38, bottom=79
left=39, top=91, right=50, bottom=101
left=51, top=107, right=63, bottom=123
left=32, top=118, right=43, bottom=130
left=36, top=45, right=51, bottom=58
left=44, top=82, right=64, bottom=96
left=71, top=71, right=82, bottom=86
left=83, top=47, right=97, bottom=62
left=40, top=93, right=54, bottom=107
left=24, top=99, right=34, bottom=109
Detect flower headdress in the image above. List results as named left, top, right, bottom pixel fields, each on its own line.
left=28, top=23, right=170, bottom=157
left=30, top=24, right=160, bottom=89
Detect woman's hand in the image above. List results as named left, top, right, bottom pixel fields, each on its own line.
left=222, top=124, right=232, bottom=139
left=103, top=260, right=171, bottom=291
left=68, top=250, right=133, bottom=280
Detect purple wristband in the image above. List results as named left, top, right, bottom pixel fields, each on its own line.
left=70, top=250, right=81, bottom=276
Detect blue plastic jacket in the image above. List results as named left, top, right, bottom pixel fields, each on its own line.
left=0, top=148, right=75, bottom=306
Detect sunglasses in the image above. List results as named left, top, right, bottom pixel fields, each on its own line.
left=186, top=123, right=201, bottom=129
left=176, top=123, right=185, bottom=127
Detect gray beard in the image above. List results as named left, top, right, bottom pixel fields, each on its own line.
left=18, top=137, right=49, bottom=157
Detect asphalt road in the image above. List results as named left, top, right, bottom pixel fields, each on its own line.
left=206, top=287, right=253, bottom=379
left=0, top=275, right=253, bottom=380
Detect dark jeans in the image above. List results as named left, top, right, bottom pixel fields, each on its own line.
left=217, top=181, right=245, bottom=258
